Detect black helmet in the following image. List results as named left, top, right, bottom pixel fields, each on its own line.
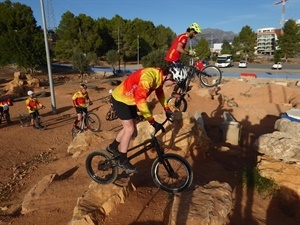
left=80, top=83, right=87, bottom=89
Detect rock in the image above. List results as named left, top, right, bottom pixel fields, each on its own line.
left=132, top=112, right=210, bottom=160
left=164, top=181, right=233, bottom=225
left=254, top=118, right=300, bottom=218
left=69, top=182, right=136, bottom=225
left=21, top=174, right=58, bottom=214
left=69, top=113, right=224, bottom=224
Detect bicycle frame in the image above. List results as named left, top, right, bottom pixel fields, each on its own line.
left=111, top=119, right=171, bottom=163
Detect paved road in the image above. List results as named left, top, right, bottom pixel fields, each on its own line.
left=221, top=62, right=300, bottom=77
left=56, top=62, right=300, bottom=79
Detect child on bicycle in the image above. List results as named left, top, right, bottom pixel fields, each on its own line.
left=72, top=83, right=93, bottom=130
left=106, top=67, right=186, bottom=174
left=0, top=97, right=13, bottom=124
left=25, top=90, right=45, bottom=129
left=164, top=22, right=201, bottom=98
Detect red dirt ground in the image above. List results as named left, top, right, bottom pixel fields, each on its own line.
left=0, top=66, right=299, bottom=225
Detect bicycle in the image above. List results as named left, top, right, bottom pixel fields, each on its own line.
left=85, top=117, right=193, bottom=193
left=0, top=104, right=12, bottom=125
left=19, top=107, right=46, bottom=130
left=167, top=57, right=222, bottom=112
left=71, top=103, right=101, bottom=139
left=105, top=97, right=118, bottom=121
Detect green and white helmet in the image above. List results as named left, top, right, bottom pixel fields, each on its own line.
left=189, top=22, right=201, bottom=33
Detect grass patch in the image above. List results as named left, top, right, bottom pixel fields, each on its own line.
left=242, top=167, right=279, bottom=198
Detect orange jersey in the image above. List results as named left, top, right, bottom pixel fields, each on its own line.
left=165, top=33, right=188, bottom=62
left=72, top=91, right=90, bottom=107
left=25, top=97, right=42, bottom=113
left=112, top=68, right=167, bottom=120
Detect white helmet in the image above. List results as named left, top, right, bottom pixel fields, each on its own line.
left=169, top=63, right=188, bottom=82
left=27, top=90, right=34, bottom=96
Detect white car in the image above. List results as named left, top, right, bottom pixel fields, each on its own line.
left=238, top=60, right=247, bottom=68
left=272, top=62, right=282, bottom=70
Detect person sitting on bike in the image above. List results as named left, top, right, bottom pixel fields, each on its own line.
left=72, top=83, right=93, bottom=130
left=26, top=90, right=45, bottom=129
left=106, top=67, right=184, bottom=174
left=164, top=22, right=201, bottom=98
left=0, top=97, right=13, bottom=124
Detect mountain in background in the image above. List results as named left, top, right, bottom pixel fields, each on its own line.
left=200, top=28, right=237, bottom=43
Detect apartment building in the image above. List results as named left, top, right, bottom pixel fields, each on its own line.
left=256, top=27, right=281, bottom=55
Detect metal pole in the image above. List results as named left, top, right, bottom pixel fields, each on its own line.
left=118, top=27, right=120, bottom=71
left=40, top=0, right=56, bottom=113
left=137, top=35, right=139, bottom=69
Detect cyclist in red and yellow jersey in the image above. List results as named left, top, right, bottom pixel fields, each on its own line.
left=165, top=22, right=201, bottom=64
left=0, top=97, right=13, bottom=124
left=106, top=67, right=187, bottom=174
left=72, top=83, right=92, bottom=129
left=26, top=90, right=45, bottom=129
left=165, top=23, right=201, bottom=98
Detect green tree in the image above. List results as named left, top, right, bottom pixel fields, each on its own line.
left=55, top=11, right=102, bottom=62
left=71, top=47, right=89, bottom=82
left=220, top=40, right=233, bottom=55
left=141, top=47, right=168, bottom=69
left=106, top=49, right=120, bottom=73
left=0, top=0, right=46, bottom=73
left=194, top=37, right=211, bottom=59
left=279, top=19, right=300, bottom=59
left=232, top=25, right=256, bottom=62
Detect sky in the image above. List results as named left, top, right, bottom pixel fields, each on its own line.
left=3, top=0, right=300, bottom=34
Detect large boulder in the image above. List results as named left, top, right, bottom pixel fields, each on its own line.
left=254, top=118, right=300, bottom=218
left=69, top=113, right=231, bottom=225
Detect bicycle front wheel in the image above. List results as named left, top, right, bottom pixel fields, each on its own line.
left=19, top=113, right=30, bottom=127
left=86, top=112, right=101, bottom=132
left=167, top=97, right=188, bottom=112
left=199, top=65, right=222, bottom=87
left=36, top=116, right=46, bottom=130
left=85, top=150, right=118, bottom=184
left=151, top=153, right=193, bottom=193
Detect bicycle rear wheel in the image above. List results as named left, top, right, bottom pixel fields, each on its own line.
left=199, top=65, right=222, bottom=87
left=151, top=153, right=193, bottom=193
left=19, top=113, right=30, bottom=127
left=86, top=112, right=101, bottom=132
left=167, top=97, right=188, bottom=112
left=86, top=150, right=118, bottom=184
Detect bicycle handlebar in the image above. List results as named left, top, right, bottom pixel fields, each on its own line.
left=150, top=117, right=174, bottom=137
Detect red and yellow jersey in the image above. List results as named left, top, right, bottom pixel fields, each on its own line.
left=0, top=98, right=13, bottom=107
left=25, top=97, right=42, bottom=113
left=112, top=67, right=167, bottom=120
left=165, top=33, right=188, bottom=62
left=72, top=91, right=90, bottom=107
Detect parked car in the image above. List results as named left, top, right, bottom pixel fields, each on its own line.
left=272, top=62, right=282, bottom=70
left=238, top=60, right=247, bottom=68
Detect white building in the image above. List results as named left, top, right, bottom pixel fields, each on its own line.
left=256, top=27, right=281, bottom=55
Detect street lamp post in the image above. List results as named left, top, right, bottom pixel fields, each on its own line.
left=117, top=27, right=121, bottom=71
left=40, top=0, right=56, bottom=113
left=137, top=35, right=139, bottom=69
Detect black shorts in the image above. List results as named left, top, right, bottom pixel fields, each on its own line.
left=75, top=107, right=88, bottom=114
left=111, top=96, right=137, bottom=120
left=30, top=111, right=40, bottom=119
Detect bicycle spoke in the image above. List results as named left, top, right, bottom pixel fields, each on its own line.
left=151, top=154, right=192, bottom=193
left=86, top=112, right=101, bottom=132
left=199, top=65, right=222, bottom=87
left=86, top=151, right=118, bottom=184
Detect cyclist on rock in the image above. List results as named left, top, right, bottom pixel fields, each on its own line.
left=106, top=66, right=187, bottom=174
left=165, top=22, right=201, bottom=97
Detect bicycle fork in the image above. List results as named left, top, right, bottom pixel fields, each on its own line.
left=154, top=141, right=178, bottom=178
